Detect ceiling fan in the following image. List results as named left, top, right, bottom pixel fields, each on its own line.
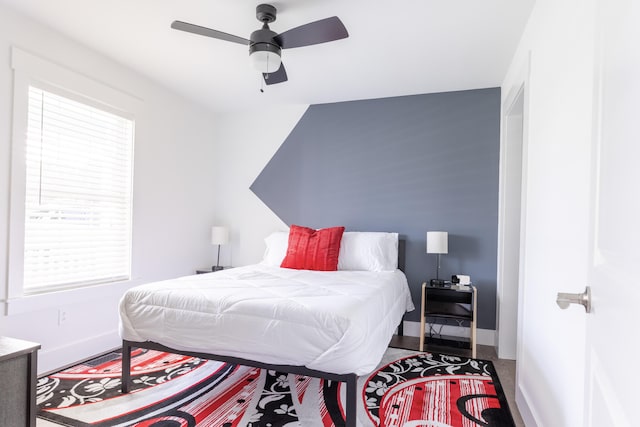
left=171, top=4, right=349, bottom=85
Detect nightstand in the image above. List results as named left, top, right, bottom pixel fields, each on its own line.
left=196, top=267, right=229, bottom=274
left=0, top=336, right=40, bottom=427
left=419, top=282, right=477, bottom=358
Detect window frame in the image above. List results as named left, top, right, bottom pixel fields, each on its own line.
left=8, top=47, right=140, bottom=299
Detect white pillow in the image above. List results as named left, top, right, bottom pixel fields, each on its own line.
left=337, top=232, right=398, bottom=271
left=261, top=231, right=289, bottom=266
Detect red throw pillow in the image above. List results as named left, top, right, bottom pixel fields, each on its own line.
left=280, top=225, right=345, bottom=271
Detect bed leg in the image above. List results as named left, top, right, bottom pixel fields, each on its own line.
left=345, top=373, right=358, bottom=427
left=121, top=341, right=132, bottom=393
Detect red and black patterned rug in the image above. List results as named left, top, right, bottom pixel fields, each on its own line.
left=36, top=348, right=515, bottom=426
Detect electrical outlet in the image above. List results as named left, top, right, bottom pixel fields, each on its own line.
left=58, top=309, right=68, bottom=326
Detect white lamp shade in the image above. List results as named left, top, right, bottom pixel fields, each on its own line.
left=250, top=50, right=281, bottom=74
left=211, top=226, right=229, bottom=245
left=426, top=231, right=448, bottom=254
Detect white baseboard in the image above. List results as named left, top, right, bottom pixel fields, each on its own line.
left=38, top=330, right=121, bottom=375
left=401, top=320, right=496, bottom=347
left=516, top=380, right=539, bottom=427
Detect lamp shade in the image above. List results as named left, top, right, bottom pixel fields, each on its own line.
left=211, top=226, right=229, bottom=245
left=426, top=231, right=448, bottom=254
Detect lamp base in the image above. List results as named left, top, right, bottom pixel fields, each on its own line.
left=211, top=266, right=224, bottom=272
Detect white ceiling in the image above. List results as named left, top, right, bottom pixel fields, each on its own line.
left=1, top=0, right=535, bottom=112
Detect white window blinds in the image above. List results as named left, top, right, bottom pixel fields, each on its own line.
left=23, top=86, right=134, bottom=293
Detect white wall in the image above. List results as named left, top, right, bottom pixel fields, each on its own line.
left=210, top=105, right=308, bottom=267
left=0, top=4, right=219, bottom=373
left=501, top=0, right=595, bottom=425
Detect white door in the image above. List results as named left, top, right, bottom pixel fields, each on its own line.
left=582, top=0, right=639, bottom=424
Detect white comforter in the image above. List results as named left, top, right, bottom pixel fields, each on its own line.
left=119, top=264, right=414, bottom=376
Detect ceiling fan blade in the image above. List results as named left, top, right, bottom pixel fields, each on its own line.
left=171, top=20, right=250, bottom=45
left=274, top=16, right=348, bottom=49
left=263, top=63, right=288, bottom=85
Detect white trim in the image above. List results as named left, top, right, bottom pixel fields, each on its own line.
left=496, top=83, right=525, bottom=360
left=11, top=47, right=142, bottom=113
left=516, top=380, right=540, bottom=427
left=504, top=49, right=536, bottom=427
left=402, top=320, right=495, bottom=347
left=496, top=50, right=532, bottom=360
left=7, top=46, right=141, bottom=301
left=7, top=70, right=29, bottom=300
left=4, top=279, right=144, bottom=316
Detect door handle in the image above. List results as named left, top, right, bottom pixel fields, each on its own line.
left=556, top=286, right=591, bottom=313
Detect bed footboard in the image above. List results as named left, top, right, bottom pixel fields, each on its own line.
left=120, top=340, right=358, bottom=427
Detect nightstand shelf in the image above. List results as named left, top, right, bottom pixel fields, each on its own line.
left=419, top=282, right=477, bottom=358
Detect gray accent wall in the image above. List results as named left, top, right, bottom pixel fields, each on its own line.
left=251, top=88, right=500, bottom=330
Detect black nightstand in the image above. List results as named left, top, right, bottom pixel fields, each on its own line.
left=196, top=267, right=229, bottom=274
left=419, top=282, right=477, bottom=357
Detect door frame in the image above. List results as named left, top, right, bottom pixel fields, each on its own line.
left=496, top=54, right=531, bottom=361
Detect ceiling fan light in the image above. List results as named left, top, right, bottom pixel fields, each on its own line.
left=249, top=43, right=282, bottom=74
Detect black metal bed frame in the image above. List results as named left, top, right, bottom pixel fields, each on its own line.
left=120, top=339, right=359, bottom=426
left=120, top=239, right=406, bottom=426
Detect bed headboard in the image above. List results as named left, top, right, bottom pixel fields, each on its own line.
left=398, top=238, right=406, bottom=272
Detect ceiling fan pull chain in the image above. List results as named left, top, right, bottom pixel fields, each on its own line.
left=259, top=53, right=270, bottom=92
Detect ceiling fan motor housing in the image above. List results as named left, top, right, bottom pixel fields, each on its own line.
left=249, top=28, right=281, bottom=55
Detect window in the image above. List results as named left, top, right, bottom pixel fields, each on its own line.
left=22, top=86, right=134, bottom=293
left=8, top=47, right=137, bottom=297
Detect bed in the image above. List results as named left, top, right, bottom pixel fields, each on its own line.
left=119, top=230, right=414, bottom=426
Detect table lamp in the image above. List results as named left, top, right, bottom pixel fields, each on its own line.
left=211, top=226, right=229, bottom=271
left=426, top=231, right=448, bottom=281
